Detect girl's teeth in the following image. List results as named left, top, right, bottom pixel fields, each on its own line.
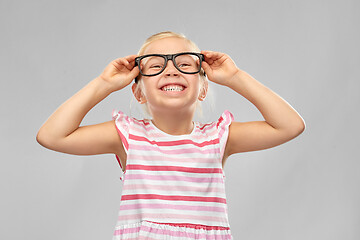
left=162, top=85, right=184, bottom=91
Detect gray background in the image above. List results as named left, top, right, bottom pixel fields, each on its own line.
left=1, top=0, right=359, bottom=239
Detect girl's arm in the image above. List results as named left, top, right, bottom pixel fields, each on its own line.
left=36, top=55, right=139, bottom=159
left=201, top=51, right=305, bottom=157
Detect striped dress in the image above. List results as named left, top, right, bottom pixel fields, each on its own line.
left=112, top=110, right=234, bottom=240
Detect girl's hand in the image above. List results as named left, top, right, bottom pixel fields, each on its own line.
left=201, top=51, right=240, bottom=86
left=98, top=55, right=140, bottom=92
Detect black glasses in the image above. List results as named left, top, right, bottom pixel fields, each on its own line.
left=135, top=52, right=204, bottom=79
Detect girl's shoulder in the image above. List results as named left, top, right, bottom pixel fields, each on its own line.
left=195, top=110, right=234, bottom=139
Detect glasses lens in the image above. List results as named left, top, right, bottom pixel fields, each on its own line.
left=139, top=56, right=165, bottom=76
left=174, top=53, right=201, bottom=74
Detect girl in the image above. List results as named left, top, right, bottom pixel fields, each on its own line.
left=37, top=31, right=305, bottom=239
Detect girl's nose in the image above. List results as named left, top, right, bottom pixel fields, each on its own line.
left=164, top=60, right=179, bottom=76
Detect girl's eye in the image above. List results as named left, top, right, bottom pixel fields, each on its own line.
left=150, top=64, right=163, bottom=69
left=178, top=63, right=191, bottom=68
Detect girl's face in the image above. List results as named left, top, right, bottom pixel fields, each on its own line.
left=135, top=37, right=206, bottom=115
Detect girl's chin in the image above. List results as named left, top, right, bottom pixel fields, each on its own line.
left=148, top=99, right=198, bottom=113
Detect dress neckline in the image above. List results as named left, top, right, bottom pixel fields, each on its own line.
left=147, top=119, right=197, bottom=137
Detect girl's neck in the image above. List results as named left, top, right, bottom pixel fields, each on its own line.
left=150, top=109, right=195, bottom=136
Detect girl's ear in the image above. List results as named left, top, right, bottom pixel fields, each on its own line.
left=132, top=83, right=147, bottom=104
left=198, top=79, right=208, bottom=101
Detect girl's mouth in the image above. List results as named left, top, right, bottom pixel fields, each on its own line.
left=161, top=84, right=185, bottom=92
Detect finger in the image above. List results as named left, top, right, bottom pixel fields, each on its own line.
left=201, top=50, right=216, bottom=55
left=128, top=58, right=137, bottom=69
left=126, top=55, right=140, bottom=69
left=202, top=51, right=224, bottom=60
left=116, top=58, right=136, bottom=71
left=124, top=54, right=138, bottom=63
left=201, top=51, right=218, bottom=65
left=128, top=65, right=140, bottom=80
left=114, top=55, right=137, bottom=65
left=201, top=50, right=217, bottom=59
left=204, top=56, right=214, bottom=65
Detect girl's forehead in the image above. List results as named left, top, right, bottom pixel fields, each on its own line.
left=143, top=37, right=195, bottom=55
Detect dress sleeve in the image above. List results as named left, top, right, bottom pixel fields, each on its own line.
left=216, top=110, right=234, bottom=160
left=112, top=110, right=131, bottom=180
left=112, top=110, right=130, bottom=153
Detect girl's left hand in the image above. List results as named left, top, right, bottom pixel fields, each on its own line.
left=201, top=51, right=240, bottom=86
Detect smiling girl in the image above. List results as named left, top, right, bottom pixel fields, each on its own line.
left=37, top=31, right=305, bottom=239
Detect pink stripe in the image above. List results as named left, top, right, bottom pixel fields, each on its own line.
left=119, top=203, right=227, bottom=213
left=132, top=120, right=153, bottom=130
left=197, top=122, right=219, bottom=133
left=130, top=144, right=220, bottom=155
left=133, top=118, right=150, bottom=126
left=126, top=164, right=222, bottom=174
left=117, top=213, right=228, bottom=224
left=147, top=221, right=230, bottom=231
left=121, top=194, right=226, bottom=203
left=217, top=116, right=223, bottom=128
left=130, top=134, right=219, bottom=147
left=199, top=122, right=213, bottom=130
left=128, top=154, right=219, bottom=164
left=125, top=174, right=224, bottom=183
left=193, top=127, right=217, bottom=136
left=122, top=183, right=225, bottom=194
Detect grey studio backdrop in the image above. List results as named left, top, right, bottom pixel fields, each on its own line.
left=1, top=0, right=359, bottom=239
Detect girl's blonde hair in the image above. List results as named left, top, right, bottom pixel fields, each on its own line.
left=133, top=31, right=208, bottom=117
left=138, top=31, right=201, bottom=56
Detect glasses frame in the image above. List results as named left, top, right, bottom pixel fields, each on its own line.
left=135, top=52, right=205, bottom=79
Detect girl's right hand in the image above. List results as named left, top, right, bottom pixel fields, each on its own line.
left=98, top=55, right=140, bottom=92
